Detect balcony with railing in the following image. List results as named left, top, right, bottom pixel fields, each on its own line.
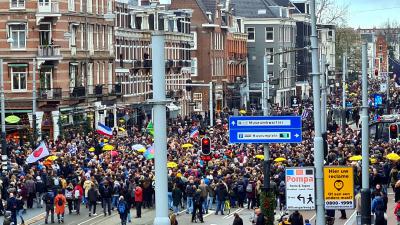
left=37, top=45, right=62, bottom=61
left=38, top=88, right=62, bottom=100
left=70, top=86, right=86, bottom=99
left=36, top=1, right=61, bottom=24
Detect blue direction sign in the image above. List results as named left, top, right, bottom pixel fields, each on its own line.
left=229, top=116, right=302, bottom=143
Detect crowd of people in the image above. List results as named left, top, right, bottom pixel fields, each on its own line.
left=0, top=78, right=399, bottom=225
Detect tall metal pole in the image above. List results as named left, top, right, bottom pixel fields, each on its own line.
left=342, top=53, right=347, bottom=134
left=263, top=55, right=270, bottom=190
left=0, top=59, right=7, bottom=171
left=209, top=82, right=213, bottom=127
left=152, top=32, right=169, bottom=225
left=321, top=54, right=327, bottom=134
left=386, top=71, right=390, bottom=113
left=360, top=43, right=371, bottom=225
left=32, top=59, right=37, bottom=145
left=310, top=0, right=325, bottom=224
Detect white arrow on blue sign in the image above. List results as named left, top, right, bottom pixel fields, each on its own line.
left=229, top=116, right=302, bottom=144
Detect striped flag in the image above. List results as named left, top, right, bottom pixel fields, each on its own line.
left=190, top=127, right=199, bottom=139
left=68, top=145, right=77, bottom=155
left=301, top=109, right=309, bottom=119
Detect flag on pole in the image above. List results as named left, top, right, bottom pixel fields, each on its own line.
left=26, top=142, right=50, bottom=164
left=96, top=122, right=113, bottom=137
left=144, top=145, right=155, bottom=160
left=301, top=109, right=309, bottom=119
left=190, top=127, right=199, bottom=139
left=146, top=121, right=154, bottom=136
left=389, top=57, right=400, bottom=87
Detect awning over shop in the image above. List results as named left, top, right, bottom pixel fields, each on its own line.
left=8, top=63, right=28, bottom=68
left=166, top=103, right=180, bottom=111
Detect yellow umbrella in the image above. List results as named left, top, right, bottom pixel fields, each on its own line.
left=103, top=144, right=114, bottom=151
left=167, top=162, right=178, bottom=168
left=239, top=110, right=247, bottom=115
left=255, top=155, right=264, bottom=160
left=181, top=143, right=193, bottom=148
left=104, top=139, right=109, bottom=143
left=370, top=158, right=377, bottom=164
left=274, top=157, right=286, bottom=162
left=349, top=155, right=362, bottom=161
left=89, top=147, right=95, bottom=152
left=46, top=155, right=58, bottom=161
left=386, top=153, right=400, bottom=161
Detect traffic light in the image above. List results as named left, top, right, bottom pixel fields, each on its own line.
left=201, top=137, right=211, bottom=155
left=389, top=124, right=398, bottom=140
left=186, top=79, right=192, bottom=92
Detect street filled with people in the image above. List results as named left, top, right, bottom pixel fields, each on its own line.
left=0, top=78, right=400, bottom=225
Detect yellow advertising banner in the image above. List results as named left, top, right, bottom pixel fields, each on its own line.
left=323, top=166, right=354, bottom=209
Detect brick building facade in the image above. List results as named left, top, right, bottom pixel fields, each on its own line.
left=170, top=0, right=247, bottom=115
left=0, top=0, right=115, bottom=141
left=115, top=1, right=192, bottom=119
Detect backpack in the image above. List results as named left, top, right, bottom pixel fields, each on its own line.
left=44, top=192, right=54, bottom=204
left=246, top=183, right=253, bottom=193
left=237, top=184, right=244, bottom=193
left=10, top=199, right=17, bottom=210
left=74, top=189, right=80, bottom=199
left=186, top=185, right=195, bottom=197
left=396, top=207, right=400, bottom=218
left=118, top=202, right=126, bottom=214
left=54, top=177, right=60, bottom=186
left=57, top=197, right=63, bottom=206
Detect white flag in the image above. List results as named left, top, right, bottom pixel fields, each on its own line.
left=26, top=142, right=50, bottom=164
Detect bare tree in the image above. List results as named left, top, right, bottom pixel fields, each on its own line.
left=316, top=0, right=349, bottom=25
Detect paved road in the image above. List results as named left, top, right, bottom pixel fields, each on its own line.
left=0, top=200, right=396, bottom=225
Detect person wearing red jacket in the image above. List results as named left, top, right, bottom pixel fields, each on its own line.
left=394, top=200, right=400, bottom=224
left=74, top=183, right=84, bottom=215
left=134, top=185, right=143, bottom=218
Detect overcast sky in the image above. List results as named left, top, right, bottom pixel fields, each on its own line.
left=340, top=0, right=400, bottom=28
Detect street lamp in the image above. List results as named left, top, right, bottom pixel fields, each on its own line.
left=1, top=37, right=13, bottom=171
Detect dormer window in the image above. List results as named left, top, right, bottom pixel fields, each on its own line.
left=206, top=12, right=212, bottom=21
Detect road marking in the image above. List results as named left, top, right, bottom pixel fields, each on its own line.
left=344, top=211, right=357, bottom=225
left=178, top=209, right=187, bottom=214
left=224, top=208, right=244, bottom=220
left=309, top=213, right=316, bottom=222
left=25, top=213, right=46, bottom=225
left=203, top=211, right=214, bottom=218
left=223, top=208, right=241, bottom=219
left=77, top=214, right=102, bottom=225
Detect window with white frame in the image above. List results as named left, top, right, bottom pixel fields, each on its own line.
left=193, top=93, right=203, bottom=111
left=246, top=27, right=255, bottom=41
left=80, top=24, right=84, bottom=50
left=10, top=0, right=25, bottom=9
left=68, top=0, right=75, bottom=11
left=70, top=25, right=77, bottom=47
left=9, top=24, right=26, bottom=49
left=107, top=26, right=113, bottom=51
left=191, top=31, right=197, bottom=50
left=69, top=63, right=78, bottom=88
left=11, top=66, right=27, bottom=91
left=191, top=57, right=197, bottom=76
left=95, top=0, right=98, bottom=14
left=265, top=27, right=274, bottom=42
left=285, top=27, right=291, bottom=42
left=87, top=0, right=92, bottom=13
left=107, top=0, right=112, bottom=13
left=265, top=48, right=274, bottom=64
left=88, top=24, right=94, bottom=51
left=80, top=0, right=83, bottom=12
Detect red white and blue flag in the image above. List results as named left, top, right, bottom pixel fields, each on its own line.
left=190, top=127, right=199, bottom=139
left=96, top=122, right=113, bottom=137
